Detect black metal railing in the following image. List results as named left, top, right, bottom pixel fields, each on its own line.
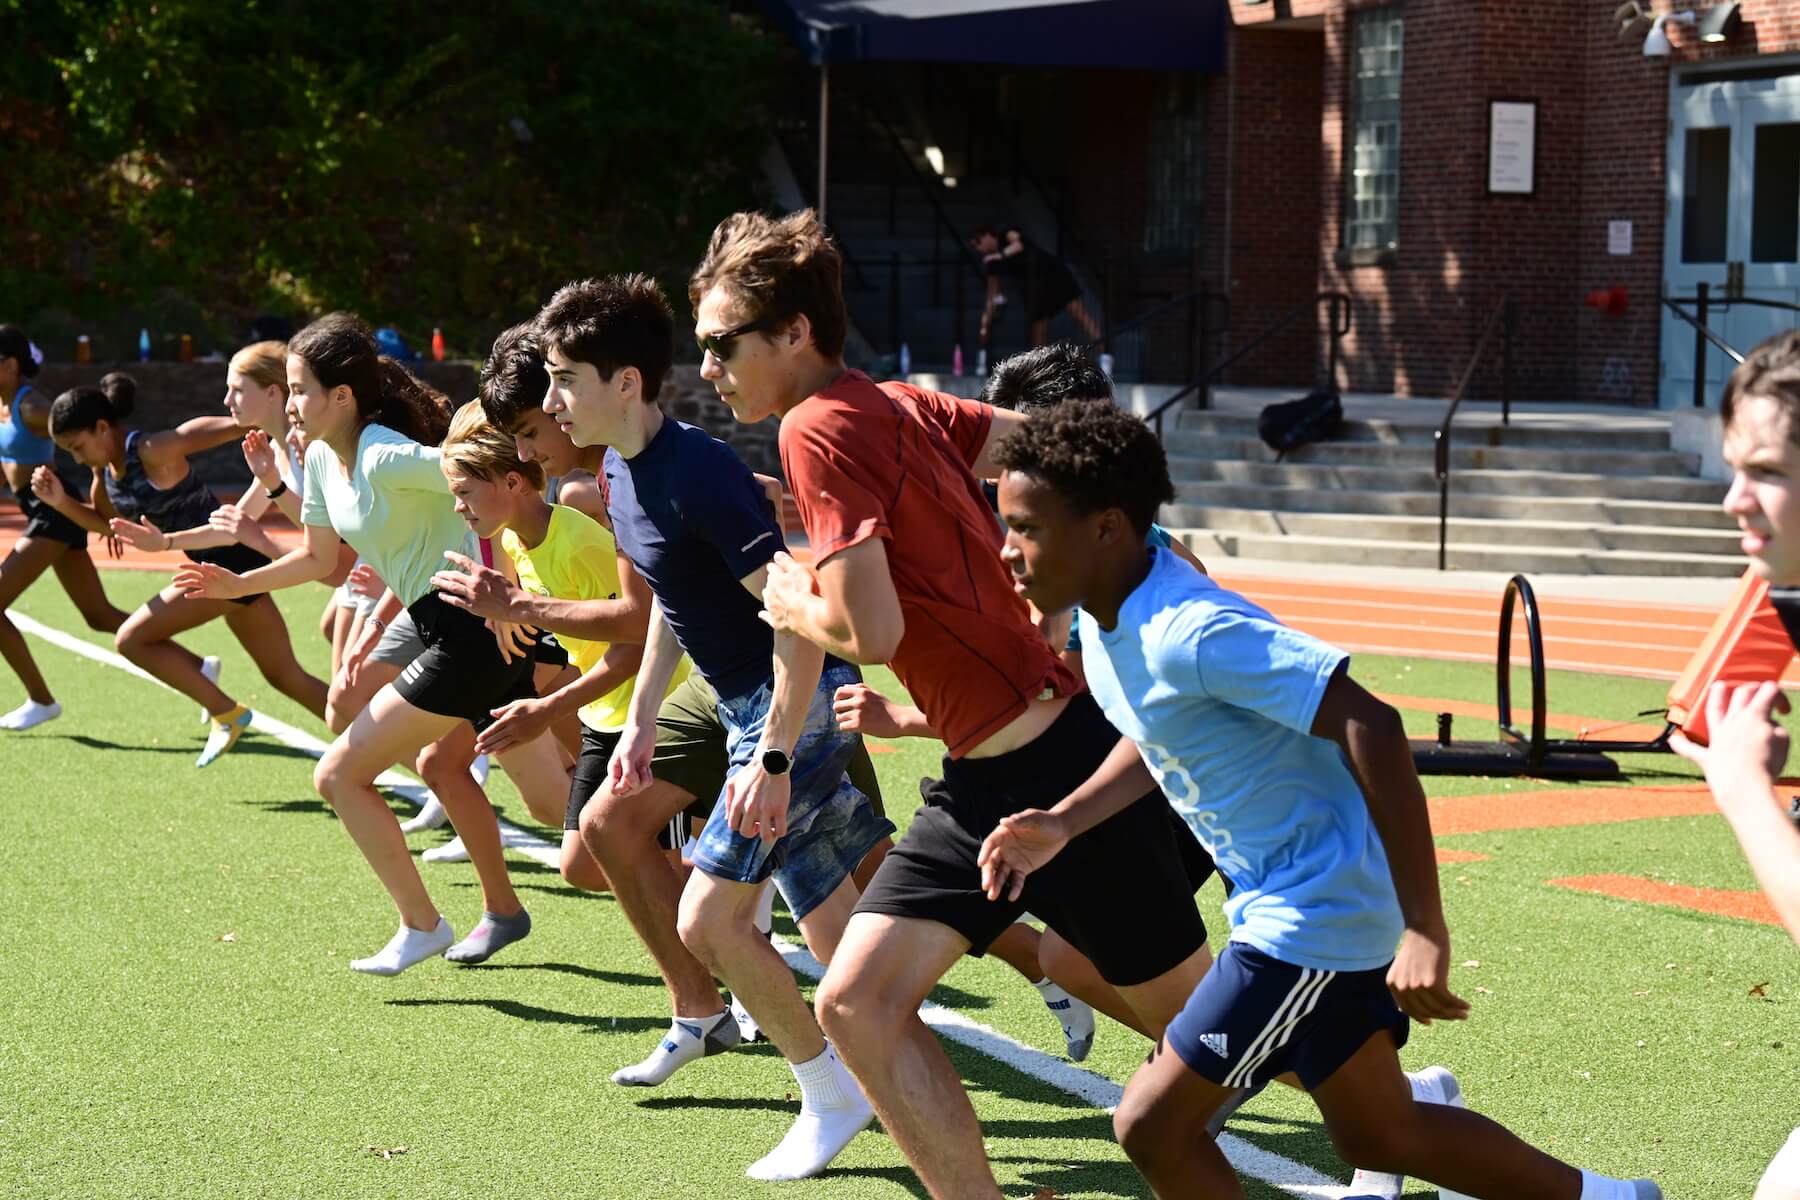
left=1141, top=293, right=1353, bottom=438
left=1662, top=284, right=1752, bottom=408
left=1090, top=286, right=1230, bottom=384
left=1434, top=299, right=1519, bottom=571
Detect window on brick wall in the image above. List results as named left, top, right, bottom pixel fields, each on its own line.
left=1143, top=74, right=1207, bottom=256
left=1344, top=6, right=1404, bottom=256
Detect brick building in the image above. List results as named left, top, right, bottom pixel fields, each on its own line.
left=766, top=0, right=1800, bottom=408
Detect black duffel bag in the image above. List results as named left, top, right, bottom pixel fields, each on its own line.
left=1256, top=388, right=1343, bottom=457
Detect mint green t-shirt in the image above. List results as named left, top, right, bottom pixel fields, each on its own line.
left=301, top=423, right=476, bottom=607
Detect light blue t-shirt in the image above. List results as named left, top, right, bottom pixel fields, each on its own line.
left=1079, top=548, right=1404, bottom=972
left=300, top=423, right=476, bottom=607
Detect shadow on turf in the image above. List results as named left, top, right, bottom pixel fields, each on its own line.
left=52, top=733, right=318, bottom=765
left=384, top=996, right=669, bottom=1033
left=454, top=961, right=663, bottom=987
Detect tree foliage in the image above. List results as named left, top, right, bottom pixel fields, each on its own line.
left=1, top=0, right=780, bottom=357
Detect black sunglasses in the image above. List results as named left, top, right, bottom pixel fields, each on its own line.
left=696, top=317, right=774, bottom=362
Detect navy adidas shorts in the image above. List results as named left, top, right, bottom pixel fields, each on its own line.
left=1165, top=942, right=1408, bottom=1091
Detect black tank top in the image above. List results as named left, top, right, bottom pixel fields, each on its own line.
left=104, top=430, right=220, bottom=532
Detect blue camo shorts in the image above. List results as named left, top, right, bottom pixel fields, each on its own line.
left=690, top=660, right=895, bottom=920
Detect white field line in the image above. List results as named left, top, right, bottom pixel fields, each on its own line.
left=16, top=610, right=1343, bottom=1198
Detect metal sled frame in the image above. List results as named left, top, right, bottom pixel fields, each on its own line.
left=1410, top=574, right=1674, bottom=780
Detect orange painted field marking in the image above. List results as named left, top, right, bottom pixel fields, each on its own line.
left=1426, top=784, right=1716, bottom=836
left=1548, top=874, right=1780, bottom=926
left=1435, top=849, right=1491, bottom=864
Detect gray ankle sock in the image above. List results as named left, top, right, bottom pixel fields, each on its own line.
left=445, top=909, right=531, bottom=964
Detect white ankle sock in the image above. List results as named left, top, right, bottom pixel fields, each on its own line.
left=349, top=917, right=454, bottom=976
left=745, top=1044, right=873, bottom=1181
left=610, top=1009, right=737, bottom=1087
left=0, top=699, right=61, bottom=731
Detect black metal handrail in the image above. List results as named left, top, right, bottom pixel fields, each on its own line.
left=1662, top=285, right=1748, bottom=409
left=1141, top=292, right=1352, bottom=438
left=1434, top=298, right=1519, bottom=571
left=1090, top=287, right=1230, bottom=354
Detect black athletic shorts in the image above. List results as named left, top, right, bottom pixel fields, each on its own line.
left=187, top=543, right=271, bottom=606
left=394, top=591, right=535, bottom=731
left=534, top=629, right=570, bottom=670
left=566, top=725, right=693, bottom=851
left=16, top=481, right=88, bottom=548
left=855, top=691, right=1213, bottom=988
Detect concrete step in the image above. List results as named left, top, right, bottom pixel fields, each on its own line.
left=1165, top=484, right=1735, bottom=529
left=1171, top=409, right=1673, bottom=452
left=1168, top=457, right=1727, bottom=503
left=1165, top=507, right=1742, bottom=555
left=1173, top=529, right=1746, bottom=577
left=1161, top=431, right=1699, bottom=475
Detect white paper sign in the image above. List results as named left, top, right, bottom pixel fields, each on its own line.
left=1608, top=220, right=1633, bottom=256
left=1488, top=101, right=1536, bottom=195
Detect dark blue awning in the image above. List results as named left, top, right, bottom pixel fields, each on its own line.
left=766, top=0, right=1227, bottom=72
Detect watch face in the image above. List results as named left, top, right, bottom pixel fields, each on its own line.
left=761, top=748, right=792, bottom=775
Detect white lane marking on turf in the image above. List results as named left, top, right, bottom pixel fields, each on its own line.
left=17, top=611, right=1340, bottom=1197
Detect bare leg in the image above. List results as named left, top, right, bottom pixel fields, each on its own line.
left=1030, top=317, right=1051, bottom=347
left=51, top=548, right=127, bottom=634
left=114, top=586, right=238, bottom=716
left=1115, top=944, right=1213, bottom=1041
left=414, top=723, right=522, bottom=918
left=1066, top=297, right=1102, bottom=340
left=0, top=537, right=68, bottom=705
left=678, top=872, right=829, bottom=1064
left=816, top=913, right=1003, bottom=1200
left=327, top=660, right=401, bottom=734
left=327, top=604, right=354, bottom=678
left=225, top=595, right=328, bottom=718
left=580, top=778, right=725, bottom=1016
left=988, top=921, right=1045, bottom=981
left=1113, top=1032, right=1246, bottom=1199
left=312, top=686, right=455, bottom=931
left=1313, top=1031, right=1583, bottom=1199
left=493, top=730, right=571, bottom=828
left=559, top=828, right=611, bottom=891
left=850, top=835, right=891, bottom=892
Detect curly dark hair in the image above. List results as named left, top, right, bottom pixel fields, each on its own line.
left=980, top=343, right=1111, bottom=413
left=991, top=399, right=1172, bottom=536
left=479, top=322, right=549, bottom=429
left=535, top=275, right=674, bottom=404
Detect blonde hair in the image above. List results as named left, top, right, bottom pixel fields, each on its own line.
left=441, top=401, right=545, bottom=490
left=229, top=340, right=288, bottom=391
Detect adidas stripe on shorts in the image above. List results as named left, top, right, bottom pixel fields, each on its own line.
left=1164, top=942, right=1409, bottom=1091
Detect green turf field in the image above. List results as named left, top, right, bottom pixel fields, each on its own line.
left=2, top=571, right=1795, bottom=1198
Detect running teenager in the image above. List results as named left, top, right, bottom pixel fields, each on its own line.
left=692, top=209, right=1214, bottom=1199
left=978, top=400, right=1661, bottom=1200
left=174, top=313, right=542, bottom=972
left=0, top=324, right=127, bottom=730
left=35, top=371, right=328, bottom=765
left=1671, top=331, right=1800, bottom=1200
left=534, top=275, right=891, bottom=1181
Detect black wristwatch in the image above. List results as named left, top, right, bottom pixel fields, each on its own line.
left=760, top=747, right=793, bottom=777
left=264, top=479, right=288, bottom=500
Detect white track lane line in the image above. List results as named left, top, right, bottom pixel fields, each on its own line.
left=15, top=610, right=1343, bottom=1197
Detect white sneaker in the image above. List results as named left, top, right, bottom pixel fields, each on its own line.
left=198, top=656, right=221, bottom=724
left=349, top=917, right=455, bottom=976
left=1345, top=1066, right=1464, bottom=1200
left=400, top=796, right=449, bottom=834
left=0, top=699, right=62, bottom=731
left=422, top=835, right=469, bottom=863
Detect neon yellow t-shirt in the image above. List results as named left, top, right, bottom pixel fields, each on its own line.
left=502, top=504, right=687, bottom=732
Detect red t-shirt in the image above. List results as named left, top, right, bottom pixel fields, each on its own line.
left=779, top=370, right=1080, bottom=758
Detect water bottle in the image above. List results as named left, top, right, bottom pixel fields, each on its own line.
left=975, top=347, right=988, bottom=377
left=179, top=333, right=194, bottom=363
left=75, top=335, right=91, bottom=365
left=431, top=327, right=447, bottom=362
left=898, top=343, right=911, bottom=376
left=138, top=328, right=151, bottom=362
left=1099, top=352, right=1115, bottom=379
left=952, top=344, right=964, bottom=377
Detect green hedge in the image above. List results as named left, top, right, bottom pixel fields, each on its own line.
left=1, top=0, right=780, bottom=361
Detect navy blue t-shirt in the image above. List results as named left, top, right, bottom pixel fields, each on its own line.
left=605, top=419, right=784, bottom=701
